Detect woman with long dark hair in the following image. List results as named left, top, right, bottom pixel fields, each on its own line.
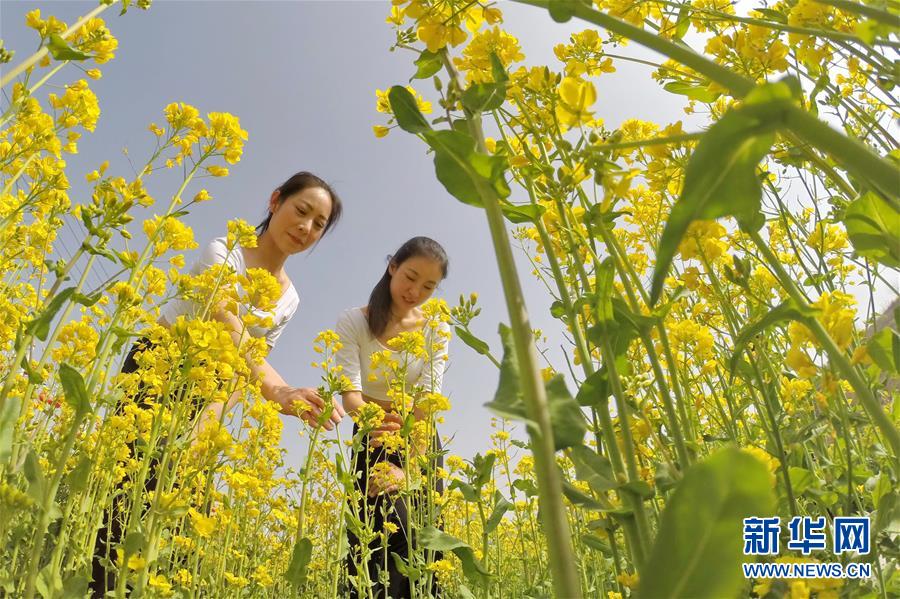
left=334, top=236, right=450, bottom=598
left=90, top=171, right=346, bottom=596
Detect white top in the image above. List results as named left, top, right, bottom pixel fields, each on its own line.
left=160, top=237, right=300, bottom=348
left=334, top=306, right=449, bottom=403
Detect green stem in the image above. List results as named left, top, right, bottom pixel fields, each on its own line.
left=0, top=1, right=115, bottom=88
left=22, top=410, right=89, bottom=599
left=438, top=51, right=582, bottom=599
left=513, top=0, right=900, bottom=210
left=749, top=229, right=900, bottom=465
left=783, top=105, right=898, bottom=207
left=814, top=0, right=900, bottom=27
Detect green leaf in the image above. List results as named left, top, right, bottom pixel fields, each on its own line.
left=285, top=537, right=313, bottom=587
left=569, top=445, right=617, bottom=492
left=462, top=82, right=506, bottom=113
left=391, top=552, right=422, bottom=581
left=581, top=534, right=613, bottom=554
left=473, top=452, right=496, bottom=489
left=454, top=326, right=491, bottom=356
left=60, top=574, right=89, bottom=599
left=461, top=54, right=509, bottom=114
left=512, top=477, right=537, bottom=497
left=25, top=287, right=75, bottom=341
left=561, top=479, right=608, bottom=511
left=412, top=50, right=443, bottom=80
left=663, top=81, right=721, bottom=103
left=123, top=531, right=145, bottom=558
left=874, top=491, right=900, bottom=535
left=868, top=327, right=900, bottom=374
left=59, top=363, right=91, bottom=415
left=729, top=300, right=817, bottom=376
left=650, top=80, right=796, bottom=304
left=674, top=4, right=691, bottom=39
left=635, top=447, right=775, bottom=599
left=575, top=367, right=612, bottom=408
left=24, top=449, right=47, bottom=505
left=622, top=479, right=655, bottom=499
left=47, top=34, right=91, bottom=61
left=0, top=400, right=18, bottom=461
left=419, top=526, right=489, bottom=583
left=66, top=456, right=92, bottom=494
left=484, top=323, right=530, bottom=422
left=544, top=374, right=587, bottom=450
left=422, top=129, right=484, bottom=207
left=21, top=355, right=44, bottom=385
left=842, top=191, right=900, bottom=268
left=468, top=148, right=511, bottom=199
left=485, top=491, right=512, bottom=534
left=489, top=52, right=509, bottom=84
left=449, top=479, right=479, bottom=503
left=388, top=85, right=431, bottom=134
left=458, top=584, right=477, bottom=599
left=73, top=290, right=103, bottom=307
left=854, top=19, right=880, bottom=45
left=36, top=562, right=63, bottom=599
left=500, top=202, right=546, bottom=224
left=485, top=325, right=586, bottom=449
left=788, top=466, right=817, bottom=495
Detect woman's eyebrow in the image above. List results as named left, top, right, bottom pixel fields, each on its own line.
left=407, top=268, right=420, bottom=276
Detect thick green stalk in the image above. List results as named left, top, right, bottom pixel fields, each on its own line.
left=438, top=53, right=582, bottom=599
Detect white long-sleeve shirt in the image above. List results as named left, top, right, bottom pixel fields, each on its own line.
left=160, top=237, right=300, bottom=348
left=334, top=306, right=449, bottom=403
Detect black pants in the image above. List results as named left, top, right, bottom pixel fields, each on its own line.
left=89, top=338, right=193, bottom=597
left=346, top=423, right=444, bottom=599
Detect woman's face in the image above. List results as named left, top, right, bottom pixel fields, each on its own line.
left=267, top=186, right=332, bottom=254
left=388, top=255, right=444, bottom=312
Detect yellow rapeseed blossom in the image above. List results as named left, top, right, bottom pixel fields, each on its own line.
left=226, top=218, right=258, bottom=249
left=48, top=80, right=100, bottom=132
left=555, top=76, right=597, bottom=129
left=454, top=27, right=525, bottom=83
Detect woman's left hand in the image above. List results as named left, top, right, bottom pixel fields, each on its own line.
left=367, top=463, right=405, bottom=497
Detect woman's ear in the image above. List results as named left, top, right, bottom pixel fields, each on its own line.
left=388, top=262, right=397, bottom=277
left=269, top=190, right=281, bottom=214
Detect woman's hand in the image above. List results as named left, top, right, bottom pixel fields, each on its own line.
left=367, top=463, right=405, bottom=497
left=368, top=411, right=403, bottom=447
left=271, top=386, right=344, bottom=430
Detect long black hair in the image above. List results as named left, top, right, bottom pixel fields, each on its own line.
left=256, top=171, right=343, bottom=237
left=367, top=236, right=449, bottom=338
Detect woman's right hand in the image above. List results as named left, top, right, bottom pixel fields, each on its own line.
left=271, top=386, right=343, bottom=430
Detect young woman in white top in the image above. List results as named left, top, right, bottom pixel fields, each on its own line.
left=91, top=171, right=346, bottom=597
left=334, top=236, right=450, bottom=599
left=157, top=171, right=347, bottom=428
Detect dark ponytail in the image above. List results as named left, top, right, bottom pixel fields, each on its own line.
left=256, top=171, right=343, bottom=237
left=367, top=236, right=449, bottom=338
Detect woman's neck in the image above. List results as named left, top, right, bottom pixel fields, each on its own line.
left=245, top=231, right=289, bottom=277
left=389, top=306, right=418, bottom=324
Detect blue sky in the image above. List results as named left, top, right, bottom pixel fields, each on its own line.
left=2, top=0, right=692, bottom=468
